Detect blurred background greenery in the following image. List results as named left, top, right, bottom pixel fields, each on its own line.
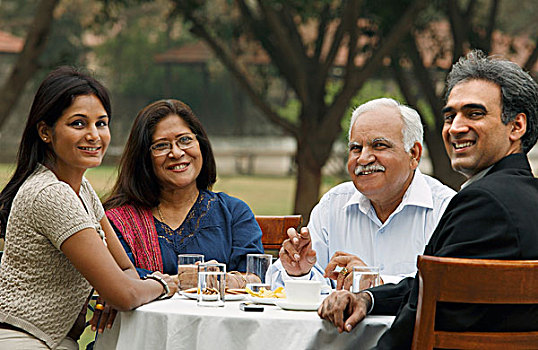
left=0, top=164, right=339, bottom=215
left=1, top=0, right=536, bottom=222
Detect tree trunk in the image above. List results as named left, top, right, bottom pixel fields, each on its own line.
left=0, top=0, right=60, bottom=130
left=293, top=110, right=337, bottom=223
left=293, top=144, right=322, bottom=225
left=524, top=44, right=538, bottom=74
left=423, top=128, right=465, bottom=189
left=391, top=52, right=464, bottom=190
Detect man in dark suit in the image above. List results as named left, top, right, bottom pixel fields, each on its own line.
left=318, top=50, right=538, bottom=349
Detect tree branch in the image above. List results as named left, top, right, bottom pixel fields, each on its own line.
left=406, top=34, right=444, bottom=131
left=255, top=1, right=311, bottom=102
left=464, top=0, right=478, bottom=21
left=323, top=0, right=428, bottom=133
left=234, top=1, right=290, bottom=79
left=447, top=1, right=467, bottom=62
left=524, top=43, right=538, bottom=74
left=313, top=4, right=331, bottom=63
left=320, top=0, right=362, bottom=78
left=482, top=0, right=499, bottom=53
left=344, top=0, right=362, bottom=75
left=183, top=11, right=299, bottom=137
left=0, top=0, right=60, bottom=129
left=391, top=53, right=439, bottom=141
left=391, top=54, right=419, bottom=109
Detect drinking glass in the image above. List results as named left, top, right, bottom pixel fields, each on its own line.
left=246, top=253, right=273, bottom=290
left=177, top=254, right=204, bottom=291
left=352, top=266, right=381, bottom=293
left=197, top=262, right=226, bottom=307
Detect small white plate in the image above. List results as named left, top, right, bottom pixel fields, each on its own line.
left=246, top=295, right=280, bottom=305
left=274, top=299, right=321, bottom=311
left=179, top=291, right=246, bottom=301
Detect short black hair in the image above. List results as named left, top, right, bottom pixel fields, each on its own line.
left=446, top=50, right=538, bottom=153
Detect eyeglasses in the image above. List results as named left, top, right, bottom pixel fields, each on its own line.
left=149, top=133, right=198, bottom=156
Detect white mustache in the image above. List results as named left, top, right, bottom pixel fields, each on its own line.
left=354, top=164, right=386, bottom=175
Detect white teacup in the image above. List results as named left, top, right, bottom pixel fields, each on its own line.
left=284, top=280, right=322, bottom=304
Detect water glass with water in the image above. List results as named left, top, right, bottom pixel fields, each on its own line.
left=246, top=253, right=273, bottom=290
left=352, top=266, right=381, bottom=293
left=177, top=254, right=204, bottom=291
left=197, top=262, right=226, bottom=307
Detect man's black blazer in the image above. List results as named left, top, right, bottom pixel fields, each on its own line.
left=369, top=153, right=538, bottom=349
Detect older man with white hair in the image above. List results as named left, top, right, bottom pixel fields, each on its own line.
left=268, top=98, right=455, bottom=289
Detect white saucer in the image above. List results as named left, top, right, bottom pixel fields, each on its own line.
left=275, top=299, right=321, bottom=311
left=179, top=291, right=246, bottom=301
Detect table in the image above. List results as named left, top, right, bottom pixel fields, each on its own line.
left=95, top=295, right=394, bottom=350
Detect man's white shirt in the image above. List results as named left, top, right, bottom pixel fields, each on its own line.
left=267, top=169, right=456, bottom=288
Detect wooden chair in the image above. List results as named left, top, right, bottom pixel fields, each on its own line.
left=412, top=255, right=538, bottom=350
left=255, top=215, right=302, bottom=254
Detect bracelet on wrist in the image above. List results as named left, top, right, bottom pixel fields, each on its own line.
left=143, top=273, right=170, bottom=300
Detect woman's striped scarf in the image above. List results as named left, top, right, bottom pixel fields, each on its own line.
left=106, top=205, right=164, bottom=272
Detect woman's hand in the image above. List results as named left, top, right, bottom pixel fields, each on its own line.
left=177, top=259, right=218, bottom=290
left=177, top=265, right=197, bottom=290
left=226, top=273, right=243, bottom=289
left=245, top=272, right=261, bottom=285
left=89, top=296, right=117, bottom=334
left=151, top=271, right=178, bottom=297
left=226, top=271, right=261, bottom=289
left=67, top=296, right=92, bottom=340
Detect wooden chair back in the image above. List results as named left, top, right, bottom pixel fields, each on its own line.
left=412, top=255, right=538, bottom=349
left=255, top=215, right=302, bottom=252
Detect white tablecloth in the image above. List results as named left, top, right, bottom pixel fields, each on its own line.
left=96, top=294, right=394, bottom=350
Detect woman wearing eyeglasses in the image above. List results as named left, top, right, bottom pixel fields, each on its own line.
left=104, top=99, right=264, bottom=289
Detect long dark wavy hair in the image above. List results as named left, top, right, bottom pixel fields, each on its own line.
left=103, top=99, right=217, bottom=210
left=0, top=66, right=111, bottom=238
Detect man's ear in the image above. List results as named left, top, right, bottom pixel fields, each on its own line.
left=409, top=142, right=422, bottom=169
left=509, top=113, right=527, bottom=143
left=37, top=121, right=52, bottom=143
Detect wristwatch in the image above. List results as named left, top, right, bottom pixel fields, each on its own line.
left=143, top=273, right=171, bottom=300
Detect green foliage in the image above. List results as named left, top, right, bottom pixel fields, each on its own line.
left=496, top=0, right=538, bottom=36
left=275, top=77, right=413, bottom=141
left=275, top=76, right=424, bottom=145
left=343, top=79, right=404, bottom=138
left=94, top=25, right=169, bottom=98
left=0, top=0, right=90, bottom=71
left=92, top=0, right=255, bottom=133
left=363, top=0, right=416, bottom=31
left=0, top=1, right=38, bottom=37
left=416, top=99, right=436, bottom=129
left=277, top=99, right=300, bottom=124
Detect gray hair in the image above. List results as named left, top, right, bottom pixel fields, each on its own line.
left=348, top=98, right=423, bottom=151
left=446, top=50, right=538, bottom=153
